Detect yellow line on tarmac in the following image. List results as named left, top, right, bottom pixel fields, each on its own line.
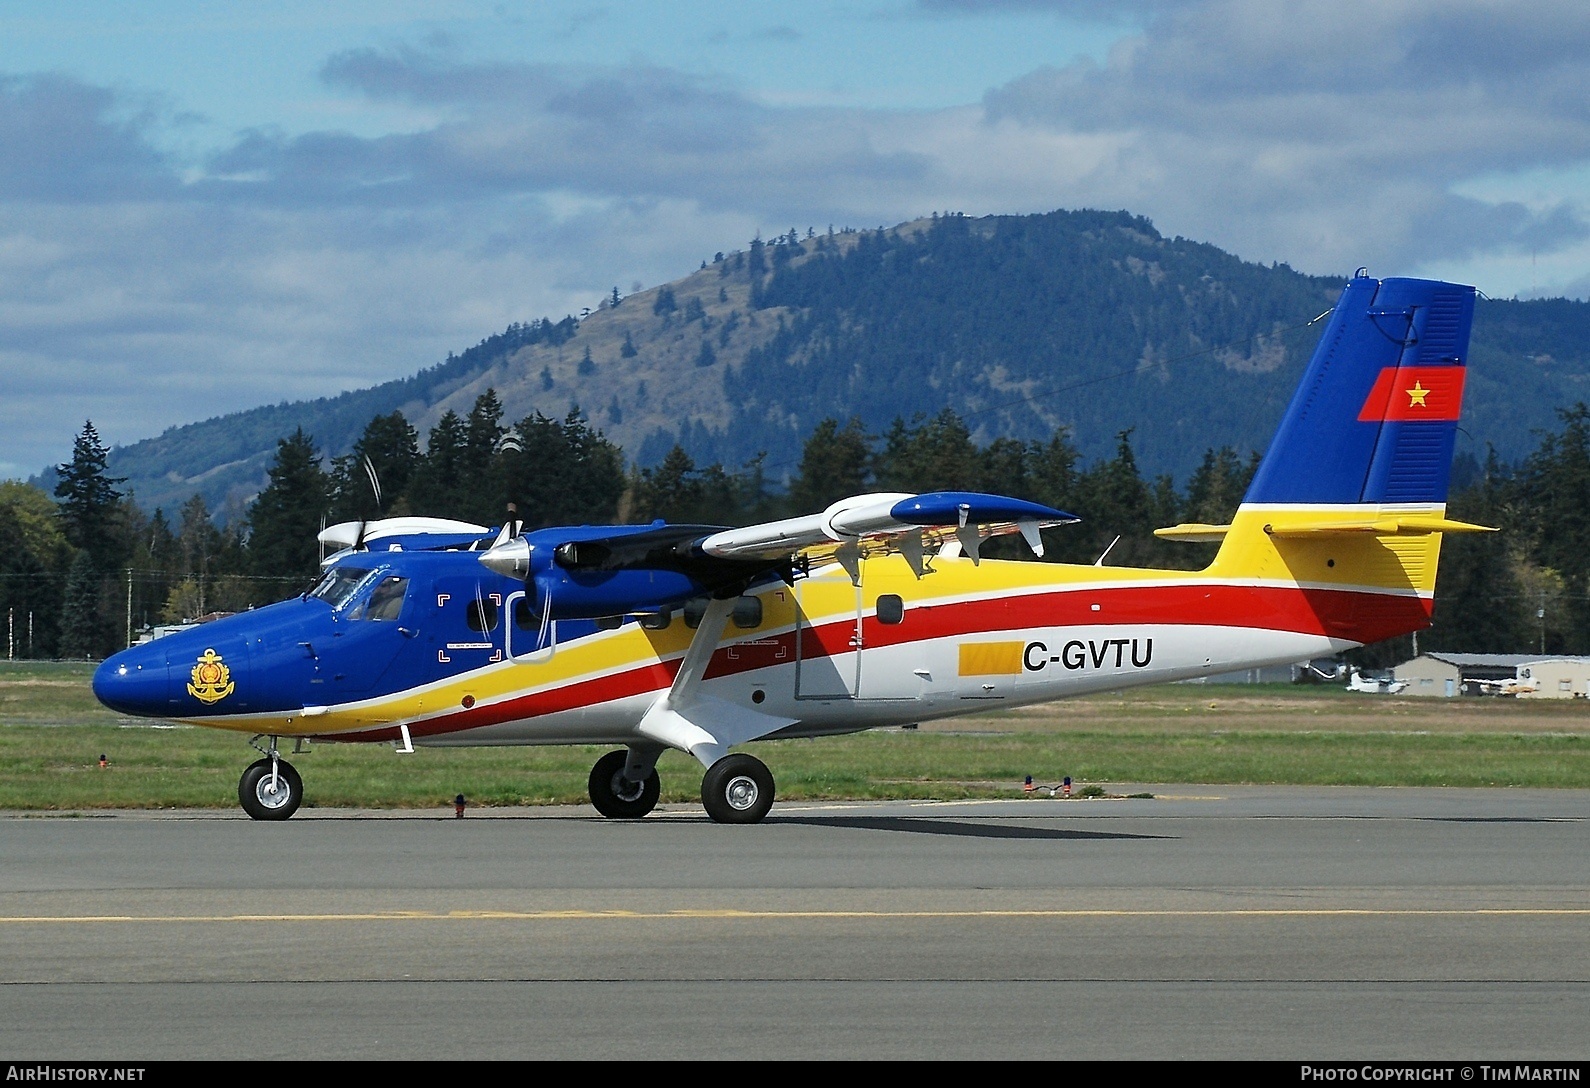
left=1, top=908, right=1588, bottom=924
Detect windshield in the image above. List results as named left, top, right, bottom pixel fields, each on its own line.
left=347, top=575, right=408, bottom=621
left=309, top=566, right=375, bottom=609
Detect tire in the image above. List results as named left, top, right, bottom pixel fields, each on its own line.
left=238, top=758, right=303, bottom=821
left=701, top=753, right=774, bottom=824
left=588, top=750, right=660, bottom=819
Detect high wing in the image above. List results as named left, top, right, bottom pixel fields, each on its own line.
left=318, top=516, right=494, bottom=563
left=697, top=490, right=1077, bottom=577
left=478, top=490, right=1078, bottom=619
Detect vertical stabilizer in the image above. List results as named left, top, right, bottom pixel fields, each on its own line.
left=1243, top=273, right=1474, bottom=506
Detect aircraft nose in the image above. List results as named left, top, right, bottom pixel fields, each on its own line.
left=93, top=646, right=171, bottom=717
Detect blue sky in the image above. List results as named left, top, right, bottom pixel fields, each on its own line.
left=3, top=0, right=1589, bottom=479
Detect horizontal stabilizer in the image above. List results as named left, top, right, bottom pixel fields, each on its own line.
left=1159, top=514, right=1494, bottom=544
left=1153, top=522, right=1233, bottom=543
left=1261, top=515, right=1496, bottom=538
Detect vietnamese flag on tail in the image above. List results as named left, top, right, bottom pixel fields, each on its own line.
left=1357, top=366, right=1467, bottom=422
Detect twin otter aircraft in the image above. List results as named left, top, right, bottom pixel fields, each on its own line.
left=94, top=272, right=1487, bottom=823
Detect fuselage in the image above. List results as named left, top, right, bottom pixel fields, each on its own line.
left=93, top=501, right=1438, bottom=750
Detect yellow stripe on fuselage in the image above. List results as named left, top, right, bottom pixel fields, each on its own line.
left=191, top=503, right=1443, bottom=737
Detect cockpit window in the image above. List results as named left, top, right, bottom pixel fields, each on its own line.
left=310, top=566, right=375, bottom=609
left=348, top=575, right=408, bottom=621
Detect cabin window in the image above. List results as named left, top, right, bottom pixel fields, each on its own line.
left=467, top=598, right=499, bottom=632
left=310, top=566, right=374, bottom=609
left=731, top=596, right=762, bottom=629
left=513, top=598, right=535, bottom=630
left=639, top=608, right=672, bottom=630
left=876, top=594, right=905, bottom=625
left=683, top=598, right=708, bottom=630
left=349, top=576, right=408, bottom=621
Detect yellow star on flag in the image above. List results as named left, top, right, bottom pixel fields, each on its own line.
left=1406, top=381, right=1430, bottom=407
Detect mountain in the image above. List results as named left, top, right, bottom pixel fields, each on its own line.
left=82, top=208, right=1590, bottom=517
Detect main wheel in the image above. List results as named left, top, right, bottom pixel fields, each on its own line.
left=238, top=758, right=303, bottom=821
left=588, top=750, right=660, bottom=819
left=701, top=753, right=774, bottom=824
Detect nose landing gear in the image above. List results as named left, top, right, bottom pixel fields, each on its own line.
left=238, top=736, right=303, bottom=821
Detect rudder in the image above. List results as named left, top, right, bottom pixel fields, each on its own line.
left=1243, top=272, right=1475, bottom=506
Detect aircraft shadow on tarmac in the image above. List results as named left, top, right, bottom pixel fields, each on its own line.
left=770, top=815, right=1168, bottom=841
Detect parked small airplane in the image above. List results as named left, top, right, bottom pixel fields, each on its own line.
left=94, top=272, right=1490, bottom=822
left=1345, top=667, right=1409, bottom=695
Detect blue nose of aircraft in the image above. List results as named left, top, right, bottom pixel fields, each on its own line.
left=93, top=645, right=172, bottom=717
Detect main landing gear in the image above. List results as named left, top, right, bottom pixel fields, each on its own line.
left=238, top=737, right=303, bottom=821
left=588, top=749, right=661, bottom=819
left=587, top=749, right=776, bottom=824
left=700, top=753, right=775, bottom=824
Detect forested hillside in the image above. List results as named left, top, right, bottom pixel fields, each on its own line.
left=73, top=208, right=1590, bottom=519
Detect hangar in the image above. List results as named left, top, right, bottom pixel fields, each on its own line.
left=1392, top=653, right=1590, bottom=697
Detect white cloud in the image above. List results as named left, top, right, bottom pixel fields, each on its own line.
left=2, top=0, right=1589, bottom=477
left=974, top=0, right=1590, bottom=273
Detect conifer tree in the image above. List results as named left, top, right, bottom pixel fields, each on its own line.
left=58, top=549, right=103, bottom=658
left=331, top=412, right=420, bottom=520
left=54, top=421, right=125, bottom=571
left=789, top=418, right=870, bottom=513
left=247, top=428, right=330, bottom=587
left=408, top=411, right=468, bottom=517
left=873, top=409, right=980, bottom=493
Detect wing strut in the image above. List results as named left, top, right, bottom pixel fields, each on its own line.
left=636, top=597, right=797, bottom=768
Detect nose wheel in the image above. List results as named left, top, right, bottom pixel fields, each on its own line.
left=239, top=757, right=303, bottom=821
left=701, top=753, right=775, bottom=824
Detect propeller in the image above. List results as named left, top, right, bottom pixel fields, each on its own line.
left=362, top=456, right=383, bottom=513
left=490, top=502, right=523, bottom=549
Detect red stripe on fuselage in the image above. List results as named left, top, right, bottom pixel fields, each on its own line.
left=345, top=580, right=1428, bottom=743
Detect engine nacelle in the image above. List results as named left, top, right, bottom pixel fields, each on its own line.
left=480, top=523, right=781, bottom=621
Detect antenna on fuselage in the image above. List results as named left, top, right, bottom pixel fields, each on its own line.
left=1094, top=535, right=1121, bottom=567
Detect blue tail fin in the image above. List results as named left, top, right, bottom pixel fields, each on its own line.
left=1243, top=273, right=1475, bottom=506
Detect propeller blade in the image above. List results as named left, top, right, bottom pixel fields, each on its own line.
left=362, top=456, right=382, bottom=512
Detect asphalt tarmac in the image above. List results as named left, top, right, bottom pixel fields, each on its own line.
left=1, top=786, right=1586, bottom=1060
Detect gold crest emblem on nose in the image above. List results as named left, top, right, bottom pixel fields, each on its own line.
left=188, top=648, right=235, bottom=704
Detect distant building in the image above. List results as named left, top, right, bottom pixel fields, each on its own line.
left=1515, top=659, right=1590, bottom=699
left=1393, top=653, right=1590, bottom=698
